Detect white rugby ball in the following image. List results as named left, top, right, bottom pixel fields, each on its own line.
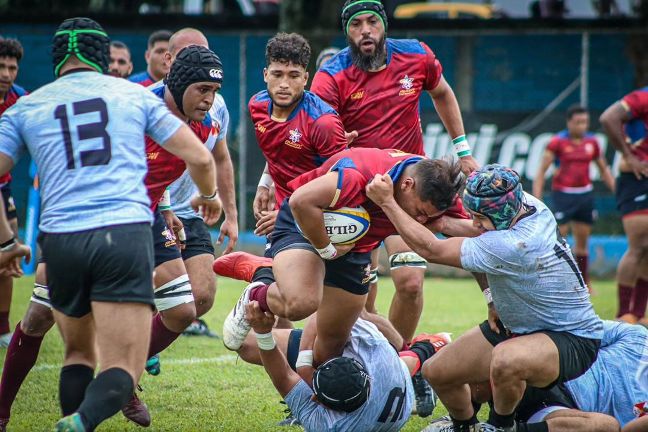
left=322, top=206, right=371, bottom=245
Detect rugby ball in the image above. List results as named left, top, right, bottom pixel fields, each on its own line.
left=322, top=206, right=370, bottom=245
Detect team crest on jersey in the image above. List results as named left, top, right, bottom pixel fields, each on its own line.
left=399, top=75, right=416, bottom=96
left=634, top=401, right=648, bottom=418
left=284, top=129, right=303, bottom=149
left=351, top=90, right=364, bottom=100
left=256, top=123, right=267, bottom=134
left=148, top=152, right=159, bottom=160
left=585, top=143, right=594, bottom=155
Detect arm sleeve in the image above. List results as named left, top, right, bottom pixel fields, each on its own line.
left=0, top=106, right=26, bottom=163
left=311, top=114, right=348, bottom=159
left=284, top=380, right=331, bottom=430
left=142, top=89, right=184, bottom=145
left=420, top=42, right=443, bottom=91
left=622, top=90, right=648, bottom=119
left=328, top=167, right=368, bottom=209
left=311, top=71, right=341, bottom=112
left=460, top=233, right=517, bottom=275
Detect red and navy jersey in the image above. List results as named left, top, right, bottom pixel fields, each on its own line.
left=0, top=84, right=28, bottom=184
left=288, top=148, right=468, bottom=253
left=622, top=86, right=648, bottom=162
left=128, top=70, right=156, bottom=87
left=249, top=90, right=347, bottom=206
left=546, top=130, right=601, bottom=192
left=145, top=85, right=215, bottom=209
left=311, top=38, right=443, bottom=156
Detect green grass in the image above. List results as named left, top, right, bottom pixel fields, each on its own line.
left=2, top=276, right=618, bottom=431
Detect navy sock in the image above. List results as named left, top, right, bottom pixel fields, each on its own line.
left=59, top=364, right=94, bottom=416
left=488, top=409, right=516, bottom=428
left=252, top=266, right=275, bottom=285
left=77, top=368, right=133, bottom=431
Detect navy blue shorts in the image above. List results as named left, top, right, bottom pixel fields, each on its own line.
left=551, top=190, right=595, bottom=225
left=266, top=201, right=372, bottom=295
left=152, top=209, right=181, bottom=267
left=179, top=217, right=214, bottom=260
left=616, top=173, right=648, bottom=217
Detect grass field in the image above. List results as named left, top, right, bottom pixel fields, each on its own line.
left=2, top=275, right=618, bottom=431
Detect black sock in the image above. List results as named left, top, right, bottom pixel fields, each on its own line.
left=517, top=422, right=549, bottom=432
left=252, top=266, right=275, bottom=285
left=472, top=400, right=482, bottom=416
left=488, top=409, right=516, bottom=428
left=59, top=364, right=94, bottom=416
left=76, top=368, right=133, bottom=431
left=451, top=412, right=479, bottom=431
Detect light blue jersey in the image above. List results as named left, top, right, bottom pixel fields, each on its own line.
left=169, top=93, right=229, bottom=220
left=285, top=319, right=414, bottom=432
left=564, top=321, right=648, bottom=426
left=0, top=71, right=183, bottom=233
left=460, top=193, right=603, bottom=338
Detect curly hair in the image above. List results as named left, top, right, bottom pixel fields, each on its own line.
left=0, top=38, right=23, bottom=62
left=265, top=32, right=311, bottom=69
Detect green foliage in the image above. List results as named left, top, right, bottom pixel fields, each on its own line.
left=2, top=276, right=617, bottom=431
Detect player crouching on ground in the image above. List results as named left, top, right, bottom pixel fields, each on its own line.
left=366, top=164, right=603, bottom=432
left=239, top=300, right=452, bottom=431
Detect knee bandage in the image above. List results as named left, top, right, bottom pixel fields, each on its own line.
left=389, top=252, right=427, bottom=270
left=154, top=274, right=194, bottom=311
left=30, top=283, right=52, bottom=308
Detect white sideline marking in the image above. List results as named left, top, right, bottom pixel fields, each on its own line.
left=22, top=354, right=239, bottom=373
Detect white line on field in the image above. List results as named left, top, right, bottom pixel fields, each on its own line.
left=22, top=354, right=239, bottom=373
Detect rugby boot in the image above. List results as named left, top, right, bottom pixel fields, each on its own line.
left=121, top=387, right=151, bottom=427
left=145, top=354, right=160, bottom=376
left=222, top=282, right=261, bottom=350
left=213, top=251, right=272, bottom=282
left=53, top=413, right=85, bottom=432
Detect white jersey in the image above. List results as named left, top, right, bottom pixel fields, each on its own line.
left=285, top=319, right=414, bottom=432
left=0, top=71, right=182, bottom=233
left=169, top=93, right=229, bottom=220
left=460, top=192, right=603, bottom=339
left=565, top=321, right=648, bottom=426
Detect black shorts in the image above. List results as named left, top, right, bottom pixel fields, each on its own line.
left=1, top=184, right=17, bottom=221
left=551, top=190, right=595, bottom=225
left=479, top=320, right=600, bottom=387
left=616, top=173, right=648, bottom=217
left=266, top=201, right=372, bottom=295
left=286, top=328, right=303, bottom=371
left=515, top=384, right=577, bottom=423
left=179, top=217, right=214, bottom=260
left=152, top=209, right=181, bottom=267
left=39, top=223, right=154, bottom=318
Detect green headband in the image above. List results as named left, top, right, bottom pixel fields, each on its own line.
left=54, top=29, right=108, bottom=76
left=342, top=0, right=388, bottom=35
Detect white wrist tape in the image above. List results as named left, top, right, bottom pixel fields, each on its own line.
left=178, top=228, right=187, bottom=242
left=255, top=331, right=276, bottom=351
left=295, top=350, right=314, bottom=368
left=316, top=243, right=338, bottom=260
left=483, top=287, right=493, bottom=304
left=258, top=173, right=273, bottom=189
left=158, top=188, right=171, bottom=211
left=452, top=135, right=472, bottom=158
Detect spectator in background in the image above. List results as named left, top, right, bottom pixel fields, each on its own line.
left=129, top=29, right=171, bottom=86
left=0, top=37, right=27, bottom=349
left=533, top=105, right=615, bottom=292
left=109, top=41, right=133, bottom=78
left=253, top=0, right=280, bottom=15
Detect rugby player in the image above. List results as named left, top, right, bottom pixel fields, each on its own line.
left=129, top=29, right=171, bottom=86
left=600, top=88, right=648, bottom=326
left=310, top=1, right=478, bottom=376
left=109, top=40, right=133, bottom=78
left=428, top=321, right=646, bottom=432
left=0, top=37, right=26, bottom=348
left=365, top=164, right=603, bottom=431
left=238, top=300, right=452, bottom=431
left=0, top=17, right=217, bottom=431
left=533, top=105, right=615, bottom=289
left=0, top=44, right=224, bottom=430
left=221, top=148, right=464, bottom=377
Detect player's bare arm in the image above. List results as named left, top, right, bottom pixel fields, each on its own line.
left=532, top=150, right=556, bottom=199
left=366, top=173, right=464, bottom=268
left=246, top=301, right=301, bottom=397
left=428, top=76, right=478, bottom=174
left=289, top=171, right=354, bottom=257
left=600, top=101, right=648, bottom=179
left=595, top=156, right=616, bottom=193
left=212, top=138, right=238, bottom=252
